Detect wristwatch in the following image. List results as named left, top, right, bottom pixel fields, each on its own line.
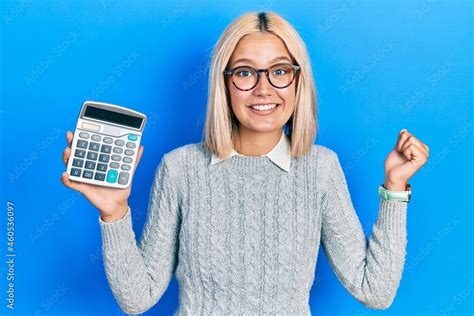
left=378, top=183, right=411, bottom=203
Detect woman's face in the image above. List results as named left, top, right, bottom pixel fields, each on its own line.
left=226, top=32, right=297, bottom=136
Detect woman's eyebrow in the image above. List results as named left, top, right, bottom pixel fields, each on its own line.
left=231, top=56, right=292, bottom=67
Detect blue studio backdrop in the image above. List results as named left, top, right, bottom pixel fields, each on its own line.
left=1, top=1, right=472, bottom=315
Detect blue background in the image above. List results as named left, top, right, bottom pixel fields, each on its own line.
left=1, top=1, right=472, bottom=315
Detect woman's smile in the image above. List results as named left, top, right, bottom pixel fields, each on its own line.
left=247, top=103, right=281, bottom=115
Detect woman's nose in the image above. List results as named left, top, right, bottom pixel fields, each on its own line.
left=252, top=73, right=273, bottom=96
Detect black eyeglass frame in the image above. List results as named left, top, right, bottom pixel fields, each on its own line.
left=223, top=63, right=300, bottom=91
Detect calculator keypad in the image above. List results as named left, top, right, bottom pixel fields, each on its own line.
left=77, top=140, right=88, bottom=148
left=72, top=159, right=84, bottom=168
left=70, top=131, right=138, bottom=186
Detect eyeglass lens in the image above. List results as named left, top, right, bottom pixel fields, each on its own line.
left=231, top=64, right=296, bottom=90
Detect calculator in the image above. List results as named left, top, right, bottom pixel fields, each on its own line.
left=66, top=101, right=147, bottom=189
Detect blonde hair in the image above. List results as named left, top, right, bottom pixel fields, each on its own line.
left=203, top=11, right=318, bottom=159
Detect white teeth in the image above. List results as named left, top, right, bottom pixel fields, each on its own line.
left=250, top=103, right=277, bottom=111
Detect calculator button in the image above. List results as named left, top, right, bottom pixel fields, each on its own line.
left=118, top=171, right=130, bottom=185
left=113, top=147, right=123, bottom=154
left=123, top=157, right=132, bottom=163
left=94, top=172, right=106, bottom=181
left=126, top=142, right=137, bottom=149
left=70, top=168, right=82, bottom=177
left=110, top=162, right=120, bottom=169
left=125, top=149, right=134, bottom=156
left=85, top=161, right=96, bottom=170
left=111, top=155, right=121, bottom=161
left=89, top=142, right=100, bottom=151
left=121, top=164, right=131, bottom=171
left=87, top=152, right=98, bottom=160
left=115, top=140, right=125, bottom=146
left=106, top=170, right=118, bottom=183
left=91, top=135, right=102, bottom=141
left=75, top=149, right=86, bottom=158
left=128, top=134, right=137, bottom=141
left=101, top=145, right=112, bottom=153
left=77, top=140, right=88, bottom=149
left=97, top=163, right=108, bottom=172
left=103, top=137, right=113, bottom=144
left=99, top=154, right=110, bottom=163
left=83, top=170, right=94, bottom=179
left=72, top=159, right=84, bottom=168
left=79, top=132, right=90, bottom=139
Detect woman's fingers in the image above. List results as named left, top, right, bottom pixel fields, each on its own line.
left=396, top=129, right=410, bottom=152
left=63, top=131, right=74, bottom=167
left=66, top=131, right=73, bottom=146
left=399, top=132, right=429, bottom=158
left=401, top=143, right=428, bottom=168
left=133, top=145, right=144, bottom=171
left=396, top=129, right=429, bottom=156
left=62, top=147, right=71, bottom=166
left=61, top=172, right=85, bottom=194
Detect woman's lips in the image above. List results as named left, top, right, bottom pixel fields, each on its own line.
left=247, top=103, right=281, bottom=116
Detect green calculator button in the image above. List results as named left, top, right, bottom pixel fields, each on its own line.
left=106, top=170, right=118, bottom=183
left=128, top=134, right=138, bottom=141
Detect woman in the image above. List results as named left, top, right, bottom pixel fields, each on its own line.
left=61, top=11, right=429, bottom=315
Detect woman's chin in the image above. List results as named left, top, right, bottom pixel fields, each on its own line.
left=240, top=124, right=283, bottom=135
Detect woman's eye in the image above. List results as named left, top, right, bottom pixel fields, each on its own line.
left=237, top=70, right=253, bottom=77
left=273, top=68, right=287, bottom=76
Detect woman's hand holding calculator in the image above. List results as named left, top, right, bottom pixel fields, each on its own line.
left=61, top=131, right=144, bottom=223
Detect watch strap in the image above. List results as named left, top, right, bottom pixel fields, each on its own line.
left=378, top=183, right=411, bottom=202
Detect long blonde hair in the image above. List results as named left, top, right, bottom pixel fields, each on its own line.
left=203, top=11, right=318, bottom=159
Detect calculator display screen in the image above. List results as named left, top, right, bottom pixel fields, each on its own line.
left=84, top=106, right=143, bottom=129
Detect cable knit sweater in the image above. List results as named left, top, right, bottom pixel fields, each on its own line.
left=98, top=142, right=407, bottom=315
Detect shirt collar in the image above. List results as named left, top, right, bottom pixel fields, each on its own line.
left=210, top=131, right=291, bottom=172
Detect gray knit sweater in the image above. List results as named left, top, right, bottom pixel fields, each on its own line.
left=99, top=142, right=407, bottom=315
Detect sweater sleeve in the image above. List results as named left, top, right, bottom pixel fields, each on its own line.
left=320, top=149, right=407, bottom=309
left=98, top=156, right=181, bottom=314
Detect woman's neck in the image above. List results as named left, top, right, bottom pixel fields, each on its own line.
left=234, top=128, right=282, bottom=156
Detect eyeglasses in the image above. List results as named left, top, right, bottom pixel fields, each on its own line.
left=224, top=63, right=300, bottom=91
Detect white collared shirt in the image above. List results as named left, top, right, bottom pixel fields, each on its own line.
left=210, top=130, right=291, bottom=172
